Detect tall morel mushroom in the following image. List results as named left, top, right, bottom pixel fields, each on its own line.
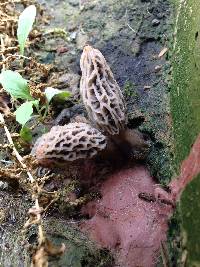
left=32, top=122, right=107, bottom=165
left=80, top=45, right=126, bottom=135
left=80, top=45, right=150, bottom=159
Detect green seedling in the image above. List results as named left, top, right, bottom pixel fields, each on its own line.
left=17, top=5, right=36, bottom=55
left=0, top=6, right=71, bottom=142
left=0, top=70, right=71, bottom=142
left=14, top=100, right=39, bottom=126
left=20, top=126, right=33, bottom=143
left=45, top=87, right=71, bottom=103
left=0, top=70, right=33, bottom=100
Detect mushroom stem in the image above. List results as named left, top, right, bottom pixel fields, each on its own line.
left=110, top=128, right=150, bottom=160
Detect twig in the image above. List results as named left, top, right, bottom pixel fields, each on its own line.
left=0, top=113, right=35, bottom=182
left=0, top=113, right=25, bottom=166
left=125, top=9, right=136, bottom=33
left=0, top=53, right=31, bottom=65
left=0, top=35, right=6, bottom=70
left=0, top=111, right=45, bottom=244
left=0, top=112, right=33, bottom=180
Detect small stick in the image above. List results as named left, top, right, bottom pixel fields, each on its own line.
left=0, top=113, right=34, bottom=181
left=0, top=35, right=6, bottom=70
left=0, top=112, right=45, bottom=243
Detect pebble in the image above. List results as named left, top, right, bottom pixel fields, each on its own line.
left=152, top=19, right=160, bottom=26
left=154, top=65, right=162, bottom=72
left=0, top=181, right=8, bottom=190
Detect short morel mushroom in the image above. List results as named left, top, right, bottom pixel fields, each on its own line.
left=32, top=122, right=107, bottom=165
left=80, top=45, right=126, bottom=135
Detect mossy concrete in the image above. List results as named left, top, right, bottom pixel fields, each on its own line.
left=171, top=0, right=200, bottom=265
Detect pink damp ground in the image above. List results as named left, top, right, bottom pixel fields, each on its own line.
left=80, top=134, right=200, bottom=267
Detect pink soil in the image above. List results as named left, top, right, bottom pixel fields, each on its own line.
left=80, top=134, right=200, bottom=267
left=81, top=166, right=172, bottom=267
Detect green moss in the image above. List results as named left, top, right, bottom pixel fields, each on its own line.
left=171, top=0, right=200, bottom=265
left=180, top=176, right=200, bottom=265
left=171, top=0, right=200, bottom=164
left=123, top=81, right=137, bottom=98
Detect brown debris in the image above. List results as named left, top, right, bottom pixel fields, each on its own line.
left=0, top=2, right=67, bottom=266
left=0, top=93, right=11, bottom=115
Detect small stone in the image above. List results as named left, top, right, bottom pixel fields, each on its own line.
left=144, top=85, right=151, bottom=91
left=57, top=72, right=80, bottom=95
left=68, top=0, right=79, bottom=6
left=154, top=65, right=162, bottom=72
left=54, top=105, right=85, bottom=126
left=57, top=46, right=69, bottom=54
left=70, top=32, right=77, bottom=40
left=55, top=53, right=76, bottom=71
left=152, top=19, right=160, bottom=26
left=0, top=181, right=8, bottom=190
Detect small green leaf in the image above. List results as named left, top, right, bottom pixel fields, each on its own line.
left=20, top=126, right=32, bottom=142
left=17, top=5, right=36, bottom=55
left=15, top=101, right=33, bottom=126
left=0, top=70, right=33, bottom=100
left=31, top=99, right=40, bottom=110
left=45, top=87, right=71, bottom=103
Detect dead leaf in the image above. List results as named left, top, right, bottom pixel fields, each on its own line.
left=31, top=239, right=66, bottom=267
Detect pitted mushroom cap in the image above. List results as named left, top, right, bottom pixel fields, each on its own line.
left=32, top=122, right=107, bottom=163
left=80, top=45, right=126, bottom=135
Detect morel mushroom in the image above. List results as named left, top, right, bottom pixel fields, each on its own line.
left=80, top=45, right=126, bottom=135
left=80, top=45, right=150, bottom=160
left=32, top=122, right=107, bottom=165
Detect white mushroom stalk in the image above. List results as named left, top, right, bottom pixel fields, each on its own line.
left=80, top=45, right=126, bottom=135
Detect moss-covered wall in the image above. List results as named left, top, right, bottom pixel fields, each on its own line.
left=171, top=0, right=200, bottom=265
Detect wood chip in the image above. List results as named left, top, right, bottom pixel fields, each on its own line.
left=144, top=85, right=151, bottom=90
left=158, top=47, right=168, bottom=58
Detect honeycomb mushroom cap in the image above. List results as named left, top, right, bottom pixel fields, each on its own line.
left=80, top=45, right=126, bottom=135
left=32, top=122, right=107, bottom=164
